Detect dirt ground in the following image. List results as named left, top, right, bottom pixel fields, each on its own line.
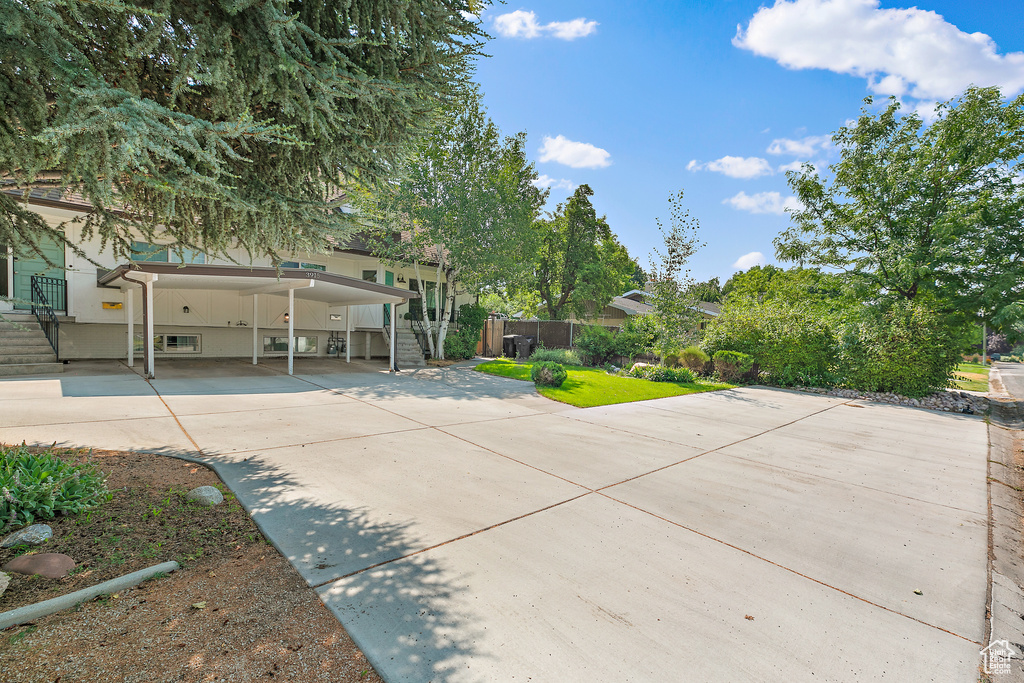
left=0, top=448, right=384, bottom=683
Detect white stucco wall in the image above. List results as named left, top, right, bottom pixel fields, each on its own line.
left=16, top=204, right=473, bottom=359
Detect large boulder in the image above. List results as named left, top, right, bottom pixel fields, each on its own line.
left=186, top=486, right=224, bottom=507
left=3, top=553, right=76, bottom=579
left=1, top=524, right=53, bottom=548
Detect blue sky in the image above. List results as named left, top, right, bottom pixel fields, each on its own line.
left=472, top=0, right=1024, bottom=283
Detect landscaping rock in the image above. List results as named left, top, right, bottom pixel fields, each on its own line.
left=3, top=553, right=76, bottom=579
left=1, top=524, right=53, bottom=548
left=0, top=571, right=9, bottom=598
left=186, top=486, right=224, bottom=507
left=630, top=362, right=650, bottom=373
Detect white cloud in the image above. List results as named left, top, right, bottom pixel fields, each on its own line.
left=532, top=175, right=577, bottom=192
left=539, top=135, right=611, bottom=169
left=706, top=156, right=773, bottom=179
left=732, top=251, right=767, bottom=270
left=494, top=10, right=597, bottom=40
left=547, top=18, right=599, bottom=40
left=734, top=0, right=1024, bottom=101
left=688, top=156, right=773, bottom=178
left=767, top=135, right=831, bottom=157
left=724, top=191, right=802, bottom=215
left=777, top=160, right=806, bottom=173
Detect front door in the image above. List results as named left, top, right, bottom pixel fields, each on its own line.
left=13, top=236, right=65, bottom=310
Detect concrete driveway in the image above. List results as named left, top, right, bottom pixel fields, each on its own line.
left=0, top=360, right=990, bottom=682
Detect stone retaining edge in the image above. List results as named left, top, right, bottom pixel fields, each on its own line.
left=0, top=560, right=179, bottom=630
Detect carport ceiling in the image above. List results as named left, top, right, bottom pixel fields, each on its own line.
left=98, top=263, right=417, bottom=306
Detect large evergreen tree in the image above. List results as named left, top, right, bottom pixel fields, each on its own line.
left=1, top=0, right=485, bottom=263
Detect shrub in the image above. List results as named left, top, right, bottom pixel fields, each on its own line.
left=1, top=444, right=111, bottom=532
left=629, top=364, right=696, bottom=383
left=530, top=347, right=582, bottom=365
left=575, top=325, right=617, bottom=366
left=663, top=352, right=681, bottom=367
left=838, top=300, right=966, bottom=397
left=443, top=303, right=489, bottom=360
left=678, top=346, right=709, bottom=374
left=530, top=361, right=568, bottom=387
left=702, top=300, right=838, bottom=386
left=713, top=350, right=753, bottom=382
left=614, top=314, right=657, bottom=361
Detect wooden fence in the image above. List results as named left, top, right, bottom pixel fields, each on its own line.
left=478, top=319, right=623, bottom=357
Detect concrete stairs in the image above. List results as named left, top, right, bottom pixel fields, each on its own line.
left=0, top=316, right=63, bottom=377
left=395, top=330, right=426, bottom=368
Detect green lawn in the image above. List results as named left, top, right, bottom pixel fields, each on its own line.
left=952, top=361, right=990, bottom=392
left=475, top=358, right=734, bottom=408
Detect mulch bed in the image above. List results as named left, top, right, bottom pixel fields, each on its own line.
left=0, top=448, right=384, bottom=683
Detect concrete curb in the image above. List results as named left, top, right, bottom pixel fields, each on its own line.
left=0, top=560, right=179, bottom=630
left=984, top=363, right=1024, bottom=681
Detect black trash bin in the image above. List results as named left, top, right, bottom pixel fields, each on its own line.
left=502, top=334, right=520, bottom=358
left=515, top=336, right=532, bottom=360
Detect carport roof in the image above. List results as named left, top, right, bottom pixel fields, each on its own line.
left=98, top=262, right=418, bottom=306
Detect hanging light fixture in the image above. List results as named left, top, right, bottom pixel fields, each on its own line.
left=283, top=313, right=290, bottom=323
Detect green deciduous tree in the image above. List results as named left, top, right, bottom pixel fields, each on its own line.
left=532, top=184, right=635, bottom=320
left=1, top=0, right=485, bottom=264
left=775, top=86, right=1024, bottom=326
left=646, top=191, right=704, bottom=358
left=357, top=88, right=547, bottom=358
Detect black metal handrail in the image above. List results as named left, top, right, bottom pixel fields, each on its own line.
left=31, top=276, right=66, bottom=312
left=30, top=276, right=59, bottom=359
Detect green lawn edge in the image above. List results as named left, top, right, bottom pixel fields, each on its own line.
left=474, top=358, right=734, bottom=408
left=951, top=361, right=990, bottom=392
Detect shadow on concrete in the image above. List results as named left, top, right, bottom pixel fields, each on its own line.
left=199, top=453, right=490, bottom=683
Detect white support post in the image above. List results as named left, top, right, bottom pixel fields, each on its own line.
left=252, top=294, right=259, bottom=365
left=144, top=280, right=155, bottom=379
left=125, top=289, right=134, bottom=367
left=365, top=331, right=371, bottom=360
left=389, top=303, right=396, bottom=373
left=345, top=306, right=351, bottom=363
left=288, top=288, right=295, bottom=376
left=983, top=321, right=988, bottom=366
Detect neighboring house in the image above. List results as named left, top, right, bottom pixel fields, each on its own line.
left=581, top=289, right=721, bottom=329
left=0, top=191, right=473, bottom=377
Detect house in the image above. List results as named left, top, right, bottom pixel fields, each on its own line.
left=0, top=191, right=473, bottom=377
left=582, top=289, right=722, bottom=330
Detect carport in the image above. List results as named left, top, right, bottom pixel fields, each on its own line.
left=98, top=263, right=416, bottom=378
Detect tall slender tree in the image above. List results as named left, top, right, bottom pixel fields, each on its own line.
left=1, top=0, right=486, bottom=264
left=358, top=88, right=547, bottom=358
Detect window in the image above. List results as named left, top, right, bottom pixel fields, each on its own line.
left=131, top=241, right=168, bottom=262
left=130, top=242, right=205, bottom=264
left=263, top=336, right=318, bottom=354
left=134, top=334, right=200, bottom=353
left=280, top=261, right=326, bottom=271
left=164, top=335, right=201, bottom=352
left=362, top=269, right=378, bottom=282
left=409, top=279, right=450, bottom=321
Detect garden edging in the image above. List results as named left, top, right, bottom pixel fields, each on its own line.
left=0, top=560, right=179, bottom=630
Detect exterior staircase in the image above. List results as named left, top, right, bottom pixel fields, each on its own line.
left=0, top=316, right=64, bottom=377
left=395, top=330, right=426, bottom=368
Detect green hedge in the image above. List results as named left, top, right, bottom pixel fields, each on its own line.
left=839, top=300, right=966, bottom=397
left=629, top=364, right=696, bottom=383
left=712, top=350, right=753, bottom=382
left=530, top=347, right=582, bottom=365
left=702, top=301, right=838, bottom=386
